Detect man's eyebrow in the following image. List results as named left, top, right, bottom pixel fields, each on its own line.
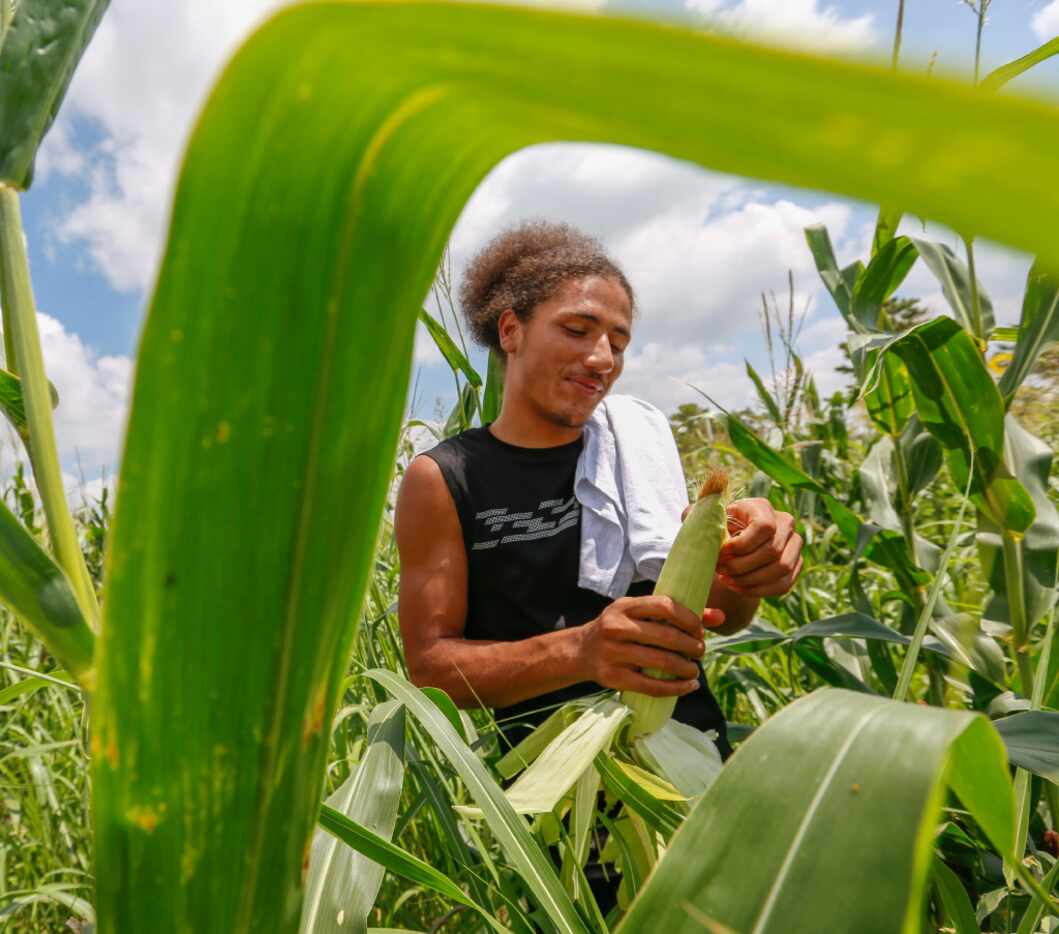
left=563, top=311, right=631, bottom=339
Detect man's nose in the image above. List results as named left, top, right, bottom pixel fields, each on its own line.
left=585, top=333, right=614, bottom=372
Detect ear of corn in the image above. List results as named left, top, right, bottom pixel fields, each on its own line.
left=621, top=470, right=730, bottom=739
left=469, top=471, right=730, bottom=905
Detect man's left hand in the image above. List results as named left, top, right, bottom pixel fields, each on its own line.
left=713, top=498, right=803, bottom=598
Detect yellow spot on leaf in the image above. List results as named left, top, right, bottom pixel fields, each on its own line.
left=303, top=684, right=327, bottom=746
left=127, top=803, right=166, bottom=833
left=181, top=844, right=200, bottom=885
left=216, top=421, right=231, bottom=443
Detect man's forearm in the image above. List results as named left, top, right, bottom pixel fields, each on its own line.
left=409, top=627, right=590, bottom=710
left=706, top=577, right=760, bottom=636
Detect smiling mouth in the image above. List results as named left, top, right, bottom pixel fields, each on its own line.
left=568, top=377, right=603, bottom=396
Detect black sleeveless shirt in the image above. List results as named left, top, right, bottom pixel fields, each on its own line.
left=421, top=424, right=730, bottom=754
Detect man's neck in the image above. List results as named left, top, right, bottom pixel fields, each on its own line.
left=488, top=407, right=584, bottom=449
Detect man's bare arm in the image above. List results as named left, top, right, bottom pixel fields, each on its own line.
left=395, top=455, right=708, bottom=709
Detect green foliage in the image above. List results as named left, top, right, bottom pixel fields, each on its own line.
left=0, top=0, right=109, bottom=188
left=3, top=0, right=1059, bottom=931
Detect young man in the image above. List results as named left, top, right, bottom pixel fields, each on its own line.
left=395, top=221, right=804, bottom=755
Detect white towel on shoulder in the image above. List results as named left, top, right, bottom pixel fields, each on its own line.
left=574, top=394, right=689, bottom=599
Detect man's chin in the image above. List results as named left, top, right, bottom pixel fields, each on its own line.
left=551, top=404, right=598, bottom=429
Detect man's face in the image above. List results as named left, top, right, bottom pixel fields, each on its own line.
left=498, top=275, right=632, bottom=429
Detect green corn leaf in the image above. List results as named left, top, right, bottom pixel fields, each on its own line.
left=0, top=0, right=110, bottom=189
left=993, top=710, right=1059, bottom=784
left=406, top=760, right=503, bottom=922
left=617, top=689, right=1015, bottom=934
left=977, top=416, right=1059, bottom=631
left=481, top=347, right=504, bottom=424
left=1015, top=855, right=1059, bottom=934
left=871, top=205, right=903, bottom=257
left=418, top=307, right=481, bottom=388
left=850, top=235, right=918, bottom=330
left=0, top=367, right=58, bottom=440
left=863, top=349, right=915, bottom=435
left=909, top=239, right=995, bottom=341
left=804, top=225, right=864, bottom=332
left=0, top=496, right=93, bottom=683
left=709, top=612, right=1001, bottom=682
left=365, top=668, right=585, bottom=934
left=932, top=856, right=979, bottom=934
left=420, top=685, right=469, bottom=743
left=991, top=326, right=1021, bottom=342
left=997, top=260, right=1059, bottom=406
left=981, top=36, right=1059, bottom=92
left=858, top=435, right=939, bottom=569
left=744, top=360, right=782, bottom=426
left=900, top=417, right=943, bottom=498
left=301, top=701, right=406, bottom=934
left=317, top=805, right=509, bottom=934
left=594, top=754, right=683, bottom=838
left=884, top=317, right=1034, bottom=533
left=444, top=380, right=478, bottom=437
left=83, top=0, right=1059, bottom=927
left=559, top=765, right=600, bottom=906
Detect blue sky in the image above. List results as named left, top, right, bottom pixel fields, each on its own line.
left=9, top=0, right=1059, bottom=493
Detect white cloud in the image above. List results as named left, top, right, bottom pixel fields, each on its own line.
left=0, top=313, right=131, bottom=485
left=44, top=1, right=289, bottom=292
left=612, top=340, right=754, bottom=413
left=686, top=0, right=877, bottom=52
left=610, top=197, right=853, bottom=348
left=1033, top=1, right=1059, bottom=40
left=35, top=121, right=86, bottom=183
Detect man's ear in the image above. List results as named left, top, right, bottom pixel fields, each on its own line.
left=497, top=307, right=521, bottom=355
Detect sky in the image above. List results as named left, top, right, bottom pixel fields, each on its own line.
left=6, top=0, right=1059, bottom=502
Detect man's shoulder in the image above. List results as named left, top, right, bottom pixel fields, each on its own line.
left=414, top=426, right=494, bottom=481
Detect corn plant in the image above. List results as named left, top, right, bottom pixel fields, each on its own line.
left=3, top=0, right=1059, bottom=931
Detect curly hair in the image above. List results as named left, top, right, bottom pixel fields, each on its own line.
left=457, top=219, right=636, bottom=356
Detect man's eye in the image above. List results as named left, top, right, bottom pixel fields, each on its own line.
left=564, top=327, right=587, bottom=336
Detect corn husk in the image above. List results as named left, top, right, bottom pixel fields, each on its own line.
left=622, top=470, right=730, bottom=738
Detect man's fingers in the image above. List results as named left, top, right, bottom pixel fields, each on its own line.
left=615, top=644, right=700, bottom=680
left=702, top=608, right=726, bottom=629
left=730, top=555, right=805, bottom=598
left=626, top=595, right=704, bottom=638
left=720, top=497, right=779, bottom=554
left=729, top=531, right=803, bottom=590
left=609, top=669, right=700, bottom=698
left=721, top=514, right=795, bottom=577
left=619, top=618, right=704, bottom=659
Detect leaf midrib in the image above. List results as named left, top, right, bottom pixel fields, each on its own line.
left=749, top=704, right=886, bottom=933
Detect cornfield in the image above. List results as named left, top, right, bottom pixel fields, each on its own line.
left=2, top=0, right=1059, bottom=931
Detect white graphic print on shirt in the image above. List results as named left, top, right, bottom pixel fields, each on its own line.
left=471, top=495, right=579, bottom=550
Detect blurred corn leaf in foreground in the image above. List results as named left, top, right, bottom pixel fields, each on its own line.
left=618, top=688, right=1015, bottom=934
left=63, top=0, right=1059, bottom=929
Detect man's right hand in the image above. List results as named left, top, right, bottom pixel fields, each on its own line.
left=577, top=595, right=714, bottom=697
